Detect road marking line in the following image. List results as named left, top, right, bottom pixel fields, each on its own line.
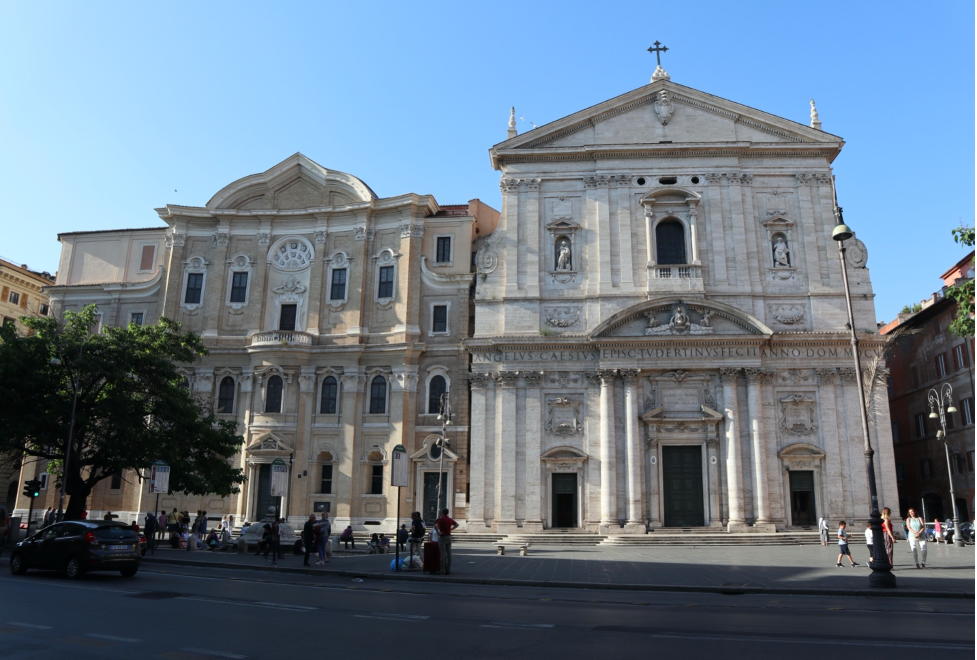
left=6, top=622, right=52, bottom=629
left=178, top=596, right=316, bottom=612
left=483, top=621, right=554, bottom=629
left=369, top=612, right=429, bottom=619
left=254, top=601, right=317, bottom=611
left=182, top=647, right=246, bottom=659
left=87, top=633, right=141, bottom=642
left=639, top=632, right=972, bottom=650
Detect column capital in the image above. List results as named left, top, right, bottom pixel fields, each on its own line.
left=468, top=372, right=492, bottom=389
left=597, top=369, right=619, bottom=385
left=497, top=371, right=520, bottom=388
left=743, top=367, right=769, bottom=384
left=619, top=368, right=640, bottom=384
left=719, top=367, right=741, bottom=385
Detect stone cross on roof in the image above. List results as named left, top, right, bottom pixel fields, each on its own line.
left=648, top=41, right=671, bottom=82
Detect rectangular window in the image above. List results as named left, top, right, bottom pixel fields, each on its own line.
left=39, top=304, right=49, bottom=316
left=2, top=316, right=14, bottom=327
left=968, top=450, right=975, bottom=472
left=39, top=473, right=48, bottom=490
left=184, top=273, right=203, bottom=304
left=891, top=421, right=900, bottom=443
left=8, top=291, right=19, bottom=305
left=961, top=398, right=974, bottom=426
left=432, top=304, right=448, bottom=333
left=130, top=312, right=143, bottom=326
left=330, top=268, right=347, bottom=301
left=921, top=459, right=932, bottom=478
left=910, top=365, right=919, bottom=389
left=952, top=454, right=962, bottom=474
left=320, top=464, right=333, bottom=494
left=936, top=353, right=947, bottom=378
left=111, top=472, right=122, bottom=490
left=370, top=465, right=383, bottom=495
left=139, top=245, right=156, bottom=272
left=436, top=236, right=452, bottom=263
left=279, top=304, right=297, bottom=332
left=914, top=413, right=926, bottom=438
left=229, top=272, right=249, bottom=303
left=945, top=409, right=955, bottom=430
left=953, top=344, right=969, bottom=370
left=378, top=266, right=394, bottom=299
left=895, top=464, right=904, bottom=482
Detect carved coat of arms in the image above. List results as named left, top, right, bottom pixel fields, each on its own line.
left=780, top=395, right=818, bottom=436
left=545, top=397, right=583, bottom=437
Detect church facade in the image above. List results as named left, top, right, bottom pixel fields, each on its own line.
left=466, top=67, right=897, bottom=533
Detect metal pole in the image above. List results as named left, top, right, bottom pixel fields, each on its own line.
left=836, top=232, right=896, bottom=588
left=928, top=383, right=965, bottom=548
left=436, top=393, right=451, bottom=517
left=395, top=486, right=401, bottom=571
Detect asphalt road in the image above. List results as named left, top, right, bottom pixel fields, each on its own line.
left=1, top=563, right=973, bottom=660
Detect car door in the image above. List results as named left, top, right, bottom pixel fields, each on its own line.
left=50, top=523, right=84, bottom=568
left=31, top=524, right=63, bottom=569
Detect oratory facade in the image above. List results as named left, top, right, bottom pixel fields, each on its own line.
left=466, top=66, right=897, bottom=533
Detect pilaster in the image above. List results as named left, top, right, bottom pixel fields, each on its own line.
left=720, top=367, right=745, bottom=527
left=495, top=371, right=519, bottom=532
left=466, top=373, right=489, bottom=528
left=622, top=369, right=644, bottom=532
left=745, top=368, right=774, bottom=529
left=523, top=371, right=544, bottom=531
left=598, top=369, right=618, bottom=531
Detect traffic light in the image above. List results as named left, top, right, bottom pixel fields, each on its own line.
left=22, top=479, right=40, bottom=499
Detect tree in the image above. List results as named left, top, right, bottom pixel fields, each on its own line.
left=947, top=226, right=975, bottom=338
left=0, top=305, right=244, bottom=520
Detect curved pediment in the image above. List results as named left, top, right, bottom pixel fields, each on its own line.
left=591, top=298, right=773, bottom=338
left=207, top=153, right=378, bottom=211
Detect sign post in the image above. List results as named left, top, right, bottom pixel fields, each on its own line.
left=149, top=461, right=170, bottom=555
left=391, top=444, right=408, bottom=571
left=270, top=458, right=287, bottom=513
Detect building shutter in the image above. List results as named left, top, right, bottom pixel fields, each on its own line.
left=19, top=293, right=27, bottom=309
left=1, top=286, right=8, bottom=301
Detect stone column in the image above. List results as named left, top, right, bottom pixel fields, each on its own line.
left=726, top=173, right=757, bottom=296
left=466, top=373, right=489, bottom=528
left=306, top=227, right=327, bottom=335
left=615, top=176, right=635, bottom=289
left=495, top=371, right=519, bottom=533
left=745, top=368, right=774, bottom=529
left=500, top=178, right=521, bottom=297
left=339, top=371, right=365, bottom=522
left=523, top=371, right=544, bottom=531
left=621, top=369, right=643, bottom=532
left=523, top=180, right=541, bottom=296
left=598, top=369, right=618, bottom=531
left=585, top=176, right=612, bottom=296
left=720, top=368, right=745, bottom=528
left=647, top=429, right=661, bottom=528
left=704, top=174, right=728, bottom=284
left=706, top=435, right=722, bottom=527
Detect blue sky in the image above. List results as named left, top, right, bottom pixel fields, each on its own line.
left=1, top=1, right=973, bottom=322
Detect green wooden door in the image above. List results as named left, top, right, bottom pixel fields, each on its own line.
left=662, top=445, right=704, bottom=527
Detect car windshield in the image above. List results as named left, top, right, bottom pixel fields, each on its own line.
left=94, top=526, right=137, bottom=541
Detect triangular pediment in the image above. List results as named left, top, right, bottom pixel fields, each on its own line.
left=491, top=80, right=843, bottom=168
left=207, top=153, right=378, bottom=211
left=245, top=433, right=293, bottom=454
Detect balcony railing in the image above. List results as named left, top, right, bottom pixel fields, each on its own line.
left=651, top=264, right=701, bottom=279
left=250, top=331, right=314, bottom=347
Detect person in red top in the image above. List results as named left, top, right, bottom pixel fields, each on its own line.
left=434, top=508, right=458, bottom=575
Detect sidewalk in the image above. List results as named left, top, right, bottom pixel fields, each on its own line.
left=141, top=539, right=975, bottom=599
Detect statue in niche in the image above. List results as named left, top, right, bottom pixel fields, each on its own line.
left=773, top=237, right=791, bottom=267
left=556, top=240, right=572, bottom=271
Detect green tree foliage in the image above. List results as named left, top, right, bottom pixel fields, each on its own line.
left=947, top=226, right=975, bottom=338
left=0, top=305, right=244, bottom=519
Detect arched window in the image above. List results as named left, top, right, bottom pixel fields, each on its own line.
left=369, top=376, right=387, bottom=414
left=265, top=375, right=283, bottom=413
left=656, top=219, right=686, bottom=265
left=428, top=375, right=447, bottom=414
left=217, top=376, right=235, bottom=413
left=320, top=376, right=338, bottom=414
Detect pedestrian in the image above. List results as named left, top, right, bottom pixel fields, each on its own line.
left=943, top=518, right=953, bottom=544
left=43, top=507, right=54, bottom=527
left=104, top=510, right=113, bottom=521
left=397, top=524, right=408, bottom=552
left=934, top=519, right=942, bottom=544
left=409, top=511, right=425, bottom=564
left=144, top=511, right=158, bottom=554
left=303, top=514, right=316, bottom=566
left=157, top=510, right=168, bottom=540
left=340, top=525, right=355, bottom=549
left=906, top=508, right=926, bottom=569
left=864, top=521, right=874, bottom=564
left=315, top=513, right=331, bottom=564
left=227, top=514, right=235, bottom=536
left=270, top=518, right=283, bottom=563
left=257, top=524, right=272, bottom=557
left=434, top=508, right=458, bottom=575
left=881, top=508, right=896, bottom=566
left=835, top=520, right=859, bottom=567
left=199, top=511, right=208, bottom=534
left=818, top=516, right=829, bottom=546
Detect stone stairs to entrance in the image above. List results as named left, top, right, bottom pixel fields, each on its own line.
left=454, top=528, right=830, bottom=547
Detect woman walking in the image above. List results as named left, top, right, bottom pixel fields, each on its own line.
left=818, top=517, right=829, bottom=546
left=881, top=507, right=896, bottom=566
left=906, top=508, right=927, bottom=568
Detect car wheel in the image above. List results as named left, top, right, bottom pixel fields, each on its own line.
left=120, top=566, right=138, bottom=578
left=65, top=557, right=85, bottom=579
left=10, top=553, right=27, bottom=575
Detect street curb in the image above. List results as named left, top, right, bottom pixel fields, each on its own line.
left=140, top=556, right=976, bottom=600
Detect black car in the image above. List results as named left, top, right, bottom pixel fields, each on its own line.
left=9, top=521, right=141, bottom=578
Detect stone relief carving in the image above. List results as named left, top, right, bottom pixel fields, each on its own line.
left=552, top=462, right=577, bottom=472
left=584, top=372, right=602, bottom=389
left=525, top=178, right=541, bottom=191
left=500, top=178, right=521, bottom=192
left=645, top=304, right=714, bottom=336
left=661, top=422, right=706, bottom=433
left=613, top=174, right=632, bottom=186
left=845, top=234, right=869, bottom=268
left=743, top=368, right=769, bottom=384
left=773, top=236, right=791, bottom=267
left=780, top=394, right=819, bottom=436
left=166, top=232, right=186, bottom=248
left=583, top=175, right=610, bottom=188
left=497, top=371, right=520, bottom=387
left=815, top=173, right=832, bottom=184
left=273, top=274, right=307, bottom=302
left=313, top=230, right=327, bottom=244
left=775, top=369, right=816, bottom=385
left=213, top=231, right=230, bottom=247
left=718, top=367, right=740, bottom=384
left=552, top=198, right=573, bottom=220
left=271, top=238, right=314, bottom=271
left=549, top=371, right=584, bottom=388
left=544, top=306, right=581, bottom=328
left=838, top=368, right=857, bottom=383
left=523, top=371, right=544, bottom=387
left=474, top=230, right=505, bottom=275
left=769, top=304, right=806, bottom=325
left=545, top=397, right=583, bottom=437
left=654, top=90, right=674, bottom=125
left=704, top=173, right=722, bottom=184
left=400, top=224, right=423, bottom=238
left=256, top=232, right=270, bottom=246
left=795, top=173, right=813, bottom=184
left=814, top=368, right=838, bottom=384
left=762, top=191, right=791, bottom=218
left=354, top=227, right=367, bottom=241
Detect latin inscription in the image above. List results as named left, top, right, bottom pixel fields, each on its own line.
left=471, top=346, right=876, bottom=363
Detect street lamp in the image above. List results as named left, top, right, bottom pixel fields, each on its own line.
left=831, top=208, right=896, bottom=588
left=435, top=392, right=452, bottom=516
left=927, top=382, right=965, bottom=548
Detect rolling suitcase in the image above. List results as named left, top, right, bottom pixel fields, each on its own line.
left=423, top=541, right=440, bottom=573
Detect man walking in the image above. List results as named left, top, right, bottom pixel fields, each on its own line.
left=144, top=511, right=158, bottom=554
left=434, top=508, right=458, bottom=575
left=302, top=513, right=316, bottom=567
left=315, top=512, right=331, bottom=565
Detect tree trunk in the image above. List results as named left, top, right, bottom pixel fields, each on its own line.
left=63, top=474, right=93, bottom=521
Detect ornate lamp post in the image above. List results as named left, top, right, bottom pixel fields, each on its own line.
left=927, top=383, right=965, bottom=548
left=435, top=392, right=452, bottom=516
left=831, top=209, right=896, bottom=588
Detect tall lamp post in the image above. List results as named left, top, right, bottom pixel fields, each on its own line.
left=435, top=392, right=452, bottom=516
left=831, top=209, right=896, bottom=588
left=927, top=383, right=965, bottom=548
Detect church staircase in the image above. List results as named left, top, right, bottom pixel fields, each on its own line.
left=454, top=529, right=833, bottom=547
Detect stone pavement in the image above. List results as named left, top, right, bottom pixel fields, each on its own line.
left=141, top=538, right=975, bottom=599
